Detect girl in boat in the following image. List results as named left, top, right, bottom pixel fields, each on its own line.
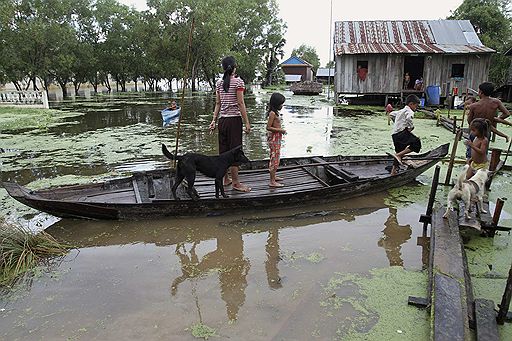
left=266, top=93, right=287, bottom=187
left=209, top=56, right=252, bottom=193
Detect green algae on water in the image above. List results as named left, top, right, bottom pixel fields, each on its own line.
left=321, top=267, right=429, bottom=341
left=189, top=322, right=217, bottom=340
left=306, top=252, right=326, bottom=264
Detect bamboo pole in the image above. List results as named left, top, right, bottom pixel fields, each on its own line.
left=444, top=129, right=463, bottom=186
left=173, top=18, right=195, bottom=168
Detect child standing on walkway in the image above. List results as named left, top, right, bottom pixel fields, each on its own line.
left=266, top=93, right=287, bottom=187
left=465, top=119, right=489, bottom=179
left=389, top=95, right=422, bottom=175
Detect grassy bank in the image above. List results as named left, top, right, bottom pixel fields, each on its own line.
left=0, top=220, right=72, bottom=286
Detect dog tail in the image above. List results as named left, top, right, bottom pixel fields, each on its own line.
left=162, top=144, right=182, bottom=160
left=456, top=164, right=469, bottom=190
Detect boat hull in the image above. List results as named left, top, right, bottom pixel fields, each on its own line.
left=3, top=145, right=449, bottom=220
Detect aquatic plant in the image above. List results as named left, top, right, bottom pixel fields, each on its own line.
left=0, top=220, right=72, bottom=286
left=189, top=322, right=217, bottom=339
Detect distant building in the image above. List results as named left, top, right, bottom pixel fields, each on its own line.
left=333, top=20, right=494, bottom=102
left=316, top=68, right=334, bottom=83
left=280, top=56, right=314, bottom=83
left=284, top=74, right=302, bottom=83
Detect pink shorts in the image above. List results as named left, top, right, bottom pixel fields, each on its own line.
left=268, top=132, right=283, bottom=171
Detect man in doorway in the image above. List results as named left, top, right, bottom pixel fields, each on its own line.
left=466, top=82, right=511, bottom=162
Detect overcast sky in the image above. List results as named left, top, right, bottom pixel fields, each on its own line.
left=120, top=0, right=465, bottom=65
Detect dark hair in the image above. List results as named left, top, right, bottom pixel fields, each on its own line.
left=268, top=92, right=286, bottom=116
left=471, top=119, right=488, bottom=137
left=221, top=56, right=237, bottom=93
left=479, top=82, right=494, bottom=97
left=405, top=94, right=420, bottom=105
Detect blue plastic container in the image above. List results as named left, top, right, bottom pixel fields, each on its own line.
left=426, top=86, right=441, bottom=106
left=419, top=98, right=425, bottom=107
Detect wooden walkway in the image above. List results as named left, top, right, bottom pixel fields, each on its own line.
left=424, top=207, right=500, bottom=341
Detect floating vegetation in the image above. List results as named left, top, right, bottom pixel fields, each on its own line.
left=0, top=106, right=84, bottom=132
left=306, top=252, right=326, bottom=264
left=0, top=220, right=72, bottom=286
left=188, top=322, right=217, bottom=340
left=321, top=267, right=428, bottom=340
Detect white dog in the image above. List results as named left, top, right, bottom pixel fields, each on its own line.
left=444, top=165, right=489, bottom=220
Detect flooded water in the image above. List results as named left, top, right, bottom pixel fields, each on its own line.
left=1, top=89, right=511, bottom=340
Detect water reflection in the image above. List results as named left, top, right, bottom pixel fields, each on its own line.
left=171, top=233, right=250, bottom=321
left=265, top=229, right=282, bottom=289
left=377, top=207, right=412, bottom=266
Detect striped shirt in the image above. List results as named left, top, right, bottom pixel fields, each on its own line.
left=216, top=76, right=245, bottom=118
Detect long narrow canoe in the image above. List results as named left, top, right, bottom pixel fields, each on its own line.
left=3, top=144, right=449, bottom=220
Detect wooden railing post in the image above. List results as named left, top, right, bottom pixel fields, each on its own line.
left=445, top=130, right=463, bottom=186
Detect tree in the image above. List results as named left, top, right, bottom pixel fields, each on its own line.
left=291, top=45, right=321, bottom=72
left=325, top=60, right=335, bottom=68
left=449, top=0, right=512, bottom=86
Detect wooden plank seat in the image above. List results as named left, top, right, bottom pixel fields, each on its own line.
left=310, top=157, right=359, bottom=183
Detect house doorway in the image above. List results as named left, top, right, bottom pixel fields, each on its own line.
left=403, top=56, right=424, bottom=90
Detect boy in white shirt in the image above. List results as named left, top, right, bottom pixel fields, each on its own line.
left=389, top=95, right=422, bottom=175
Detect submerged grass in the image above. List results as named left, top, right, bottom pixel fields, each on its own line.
left=0, top=220, right=72, bottom=286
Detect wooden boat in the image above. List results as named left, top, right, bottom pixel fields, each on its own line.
left=291, top=81, right=323, bottom=95
left=3, top=144, right=449, bottom=220
left=161, top=107, right=181, bottom=127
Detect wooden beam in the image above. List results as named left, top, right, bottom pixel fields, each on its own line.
left=475, top=299, right=499, bottom=340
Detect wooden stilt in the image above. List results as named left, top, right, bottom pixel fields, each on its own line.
left=453, top=117, right=457, bottom=134
left=444, top=130, right=463, bottom=186
left=489, top=149, right=502, bottom=172
left=420, top=165, right=440, bottom=229
left=492, top=198, right=506, bottom=226
left=497, top=265, right=512, bottom=325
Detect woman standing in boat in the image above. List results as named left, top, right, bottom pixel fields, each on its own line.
left=209, top=56, right=252, bottom=193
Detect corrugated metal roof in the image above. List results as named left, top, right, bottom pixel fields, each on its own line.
left=334, top=20, right=494, bottom=55
left=316, top=68, right=334, bottom=77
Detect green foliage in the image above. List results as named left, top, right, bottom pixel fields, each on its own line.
left=291, top=44, right=321, bottom=72
left=0, top=220, right=72, bottom=286
left=449, top=0, right=512, bottom=86
left=0, top=0, right=287, bottom=93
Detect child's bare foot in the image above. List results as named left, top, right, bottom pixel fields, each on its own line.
left=269, top=182, right=284, bottom=188
left=393, top=154, right=403, bottom=165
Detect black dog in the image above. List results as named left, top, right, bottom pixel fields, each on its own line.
left=162, top=144, right=250, bottom=200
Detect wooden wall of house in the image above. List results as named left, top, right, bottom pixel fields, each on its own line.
left=335, top=53, right=492, bottom=96
left=335, top=54, right=403, bottom=94
left=424, top=54, right=492, bottom=96
left=281, top=65, right=313, bottom=82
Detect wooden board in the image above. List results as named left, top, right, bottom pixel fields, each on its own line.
left=458, top=201, right=492, bottom=231
left=431, top=208, right=470, bottom=340
left=433, top=273, right=465, bottom=341
left=475, top=299, right=499, bottom=341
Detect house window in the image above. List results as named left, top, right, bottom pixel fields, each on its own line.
left=451, top=64, right=465, bottom=78
left=357, top=61, right=368, bottom=81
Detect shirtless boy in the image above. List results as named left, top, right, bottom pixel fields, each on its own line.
left=466, top=82, right=511, bottom=161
